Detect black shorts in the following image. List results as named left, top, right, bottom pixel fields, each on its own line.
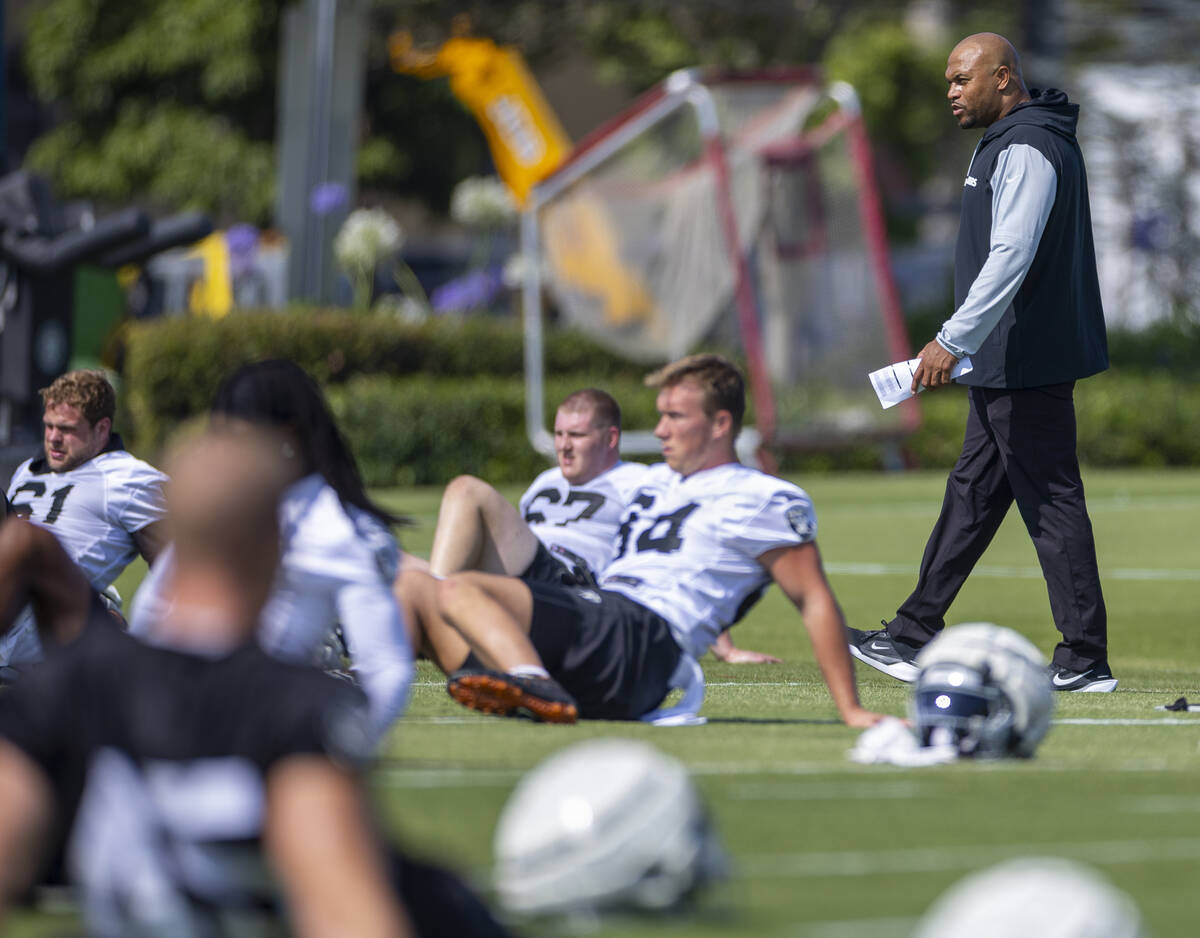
left=519, top=541, right=597, bottom=587
left=526, top=581, right=682, bottom=721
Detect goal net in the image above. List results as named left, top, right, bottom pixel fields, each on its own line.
left=520, top=67, right=916, bottom=460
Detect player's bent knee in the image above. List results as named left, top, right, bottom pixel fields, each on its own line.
left=443, top=474, right=490, bottom=506
left=433, top=574, right=465, bottom=611
left=394, top=567, right=433, bottom=597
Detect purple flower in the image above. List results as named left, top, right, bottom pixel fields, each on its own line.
left=1130, top=212, right=1169, bottom=252
left=225, top=224, right=259, bottom=278
left=310, top=182, right=349, bottom=216
left=431, top=268, right=505, bottom=313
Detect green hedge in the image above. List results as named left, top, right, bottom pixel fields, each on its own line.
left=328, top=375, right=661, bottom=487
left=1106, top=321, right=1200, bottom=376
left=286, top=370, right=1200, bottom=485
left=118, top=311, right=1200, bottom=485
left=119, top=311, right=643, bottom=455
left=781, top=370, right=1200, bottom=474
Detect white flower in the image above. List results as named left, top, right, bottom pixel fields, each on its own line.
left=450, top=175, right=516, bottom=228
left=375, top=293, right=429, bottom=323
left=334, top=208, right=404, bottom=277
left=501, top=250, right=546, bottom=288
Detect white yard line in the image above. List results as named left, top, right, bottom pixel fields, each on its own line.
left=738, top=835, right=1200, bottom=878
left=823, top=494, right=1200, bottom=516
left=374, top=765, right=523, bottom=787
left=1051, top=724, right=1200, bottom=729
left=376, top=753, right=1197, bottom=790
left=789, top=916, right=918, bottom=938
left=824, top=561, right=1200, bottom=581
left=407, top=680, right=1200, bottom=704
left=727, top=781, right=923, bottom=801
left=1122, top=794, right=1200, bottom=813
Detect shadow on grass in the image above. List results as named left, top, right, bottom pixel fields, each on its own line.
left=700, top=724, right=844, bottom=729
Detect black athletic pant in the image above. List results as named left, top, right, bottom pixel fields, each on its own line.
left=888, top=383, right=1108, bottom=672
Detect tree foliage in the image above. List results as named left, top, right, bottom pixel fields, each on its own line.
left=20, top=0, right=1020, bottom=223
left=376, top=0, right=1013, bottom=210
left=24, top=0, right=283, bottom=223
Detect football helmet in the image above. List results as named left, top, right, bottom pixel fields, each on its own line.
left=914, top=856, right=1145, bottom=938
left=911, top=622, right=1053, bottom=758
left=492, top=738, right=726, bottom=916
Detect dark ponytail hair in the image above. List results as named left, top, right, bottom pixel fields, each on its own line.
left=210, top=359, right=405, bottom=528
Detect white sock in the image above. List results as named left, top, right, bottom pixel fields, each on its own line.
left=508, top=664, right=550, bottom=680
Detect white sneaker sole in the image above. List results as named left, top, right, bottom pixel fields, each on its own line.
left=1071, top=678, right=1118, bottom=693
left=848, top=644, right=920, bottom=683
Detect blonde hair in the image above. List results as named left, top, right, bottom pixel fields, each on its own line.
left=558, top=388, right=622, bottom=430
left=40, top=370, right=115, bottom=427
left=645, top=354, right=745, bottom=433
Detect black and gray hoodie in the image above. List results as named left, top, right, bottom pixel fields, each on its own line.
left=938, top=88, right=1109, bottom=389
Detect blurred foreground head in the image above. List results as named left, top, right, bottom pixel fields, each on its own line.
left=912, top=622, right=1054, bottom=758
left=492, top=739, right=726, bottom=918
left=914, top=856, right=1145, bottom=938
left=164, top=427, right=292, bottom=625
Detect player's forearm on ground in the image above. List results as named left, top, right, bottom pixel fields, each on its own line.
left=711, top=631, right=736, bottom=660
left=711, top=630, right=781, bottom=663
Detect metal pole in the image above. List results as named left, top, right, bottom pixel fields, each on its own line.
left=304, top=0, right=337, bottom=300
left=0, top=2, right=7, bottom=171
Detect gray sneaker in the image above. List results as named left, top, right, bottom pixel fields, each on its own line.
left=847, top=626, right=922, bottom=682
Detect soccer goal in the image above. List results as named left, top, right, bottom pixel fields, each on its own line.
left=519, top=66, right=916, bottom=465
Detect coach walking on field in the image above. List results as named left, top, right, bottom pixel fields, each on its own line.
left=849, top=32, right=1115, bottom=692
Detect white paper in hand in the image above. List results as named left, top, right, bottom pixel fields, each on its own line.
left=868, top=356, right=974, bottom=409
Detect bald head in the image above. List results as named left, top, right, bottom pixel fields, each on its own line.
left=946, top=32, right=1029, bottom=129
left=952, top=33, right=1022, bottom=74
left=164, top=427, right=291, bottom=619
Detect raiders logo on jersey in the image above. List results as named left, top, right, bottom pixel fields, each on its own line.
left=785, top=502, right=816, bottom=540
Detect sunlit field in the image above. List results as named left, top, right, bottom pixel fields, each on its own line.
left=19, top=467, right=1200, bottom=937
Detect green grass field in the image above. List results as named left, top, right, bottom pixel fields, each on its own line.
left=19, top=468, right=1200, bottom=936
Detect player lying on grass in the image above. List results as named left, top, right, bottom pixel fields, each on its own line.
left=130, top=360, right=414, bottom=748
left=394, top=354, right=885, bottom=727
left=417, top=386, right=780, bottom=664
left=0, top=429, right=511, bottom=938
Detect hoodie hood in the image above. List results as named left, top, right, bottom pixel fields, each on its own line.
left=981, top=88, right=1079, bottom=145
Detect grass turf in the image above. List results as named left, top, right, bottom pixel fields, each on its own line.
left=18, top=467, right=1199, bottom=937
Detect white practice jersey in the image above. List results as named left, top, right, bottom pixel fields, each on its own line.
left=6, top=446, right=166, bottom=589
left=600, top=462, right=818, bottom=660
left=518, top=461, right=649, bottom=577
left=130, top=474, right=413, bottom=745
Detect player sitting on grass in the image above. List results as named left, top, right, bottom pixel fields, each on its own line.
left=3, top=369, right=167, bottom=676
left=0, top=429, right=511, bottom=938
left=130, top=360, right=414, bottom=748
left=415, top=386, right=780, bottom=664
left=394, top=354, right=885, bottom=727
left=427, top=388, right=646, bottom=583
